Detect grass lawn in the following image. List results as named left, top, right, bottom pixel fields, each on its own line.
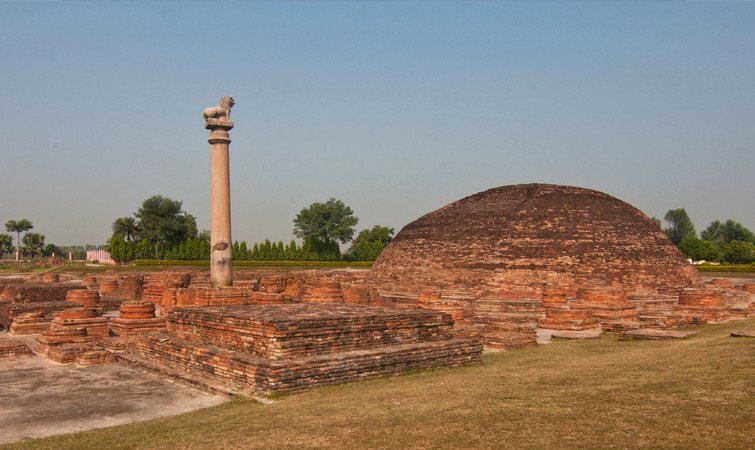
left=5, top=319, right=753, bottom=450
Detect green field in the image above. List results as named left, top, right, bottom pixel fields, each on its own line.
left=695, top=264, right=755, bottom=273
left=6, top=318, right=753, bottom=450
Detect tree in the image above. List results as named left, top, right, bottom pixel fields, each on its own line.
left=239, top=241, right=249, bottom=260
left=0, top=234, right=14, bottom=259
left=22, top=233, right=45, bottom=258
left=678, top=236, right=721, bottom=262
left=134, top=195, right=198, bottom=255
left=5, top=219, right=33, bottom=261
left=722, top=240, right=755, bottom=264
left=701, top=220, right=755, bottom=245
left=112, top=216, right=140, bottom=241
left=662, top=209, right=696, bottom=246
left=43, top=243, right=60, bottom=257
left=293, top=198, right=358, bottom=258
left=346, top=225, right=395, bottom=261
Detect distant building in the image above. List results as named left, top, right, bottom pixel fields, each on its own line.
left=86, top=249, right=115, bottom=265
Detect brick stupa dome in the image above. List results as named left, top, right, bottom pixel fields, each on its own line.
left=372, top=183, right=703, bottom=300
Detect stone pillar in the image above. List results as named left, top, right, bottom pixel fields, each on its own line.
left=204, top=96, right=236, bottom=287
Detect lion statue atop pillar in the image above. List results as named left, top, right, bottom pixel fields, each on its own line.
left=203, top=96, right=235, bottom=121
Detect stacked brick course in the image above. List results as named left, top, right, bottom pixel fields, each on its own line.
left=98, top=278, right=119, bottom=294
left=120, top=303, right=481, bottom=394
left=34, top=325, right=112, bottom=365
left=55, top=307, right=110, bottom=338
left=675, top=288, right=728, bottom=324
left=0, top=339, right=34, bottom=358
left=0, top=282, right=85, bottom=333
left=109, top=301, right=166, bottom=335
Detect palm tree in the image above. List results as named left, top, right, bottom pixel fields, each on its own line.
left=5, top=219, right=33, bottom=261
left=112, top=217, right=140, bottom=242
left=21, top=233, right=45, bottom=258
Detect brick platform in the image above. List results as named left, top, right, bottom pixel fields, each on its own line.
left=0, top=339, right=34, bottom=358
left=33, top=325, right=113, bottom=365
left=120, top=303, right=481, bottom=394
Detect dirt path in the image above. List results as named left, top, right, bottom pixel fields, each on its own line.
left=0, top=349, right=226, bottom=445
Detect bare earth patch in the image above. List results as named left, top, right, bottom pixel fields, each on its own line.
left=0, top=352, right=225, bottom=446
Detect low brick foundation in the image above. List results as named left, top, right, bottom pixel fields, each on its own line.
left=124, top=332, right=481, bottom=394
left=121, top=303, right=482, bottom=394
left=0, top=339, right=34, bottom=358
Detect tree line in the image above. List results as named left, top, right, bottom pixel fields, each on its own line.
left=1, top=219, right=62, bottom=260
left=659, top=208, right=755, bottom=264
left=108, top=196, right=395, bottom=262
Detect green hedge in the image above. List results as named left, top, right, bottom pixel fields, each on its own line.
left=696, top=265, right=755, bottom=273
left=134, top=260, right=372, bottom=268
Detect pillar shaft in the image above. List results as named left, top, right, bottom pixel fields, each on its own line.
left=205, top=115, right=235, bottom=288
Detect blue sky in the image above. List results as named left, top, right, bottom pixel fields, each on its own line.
left=1, top=2, right=753, bottom=246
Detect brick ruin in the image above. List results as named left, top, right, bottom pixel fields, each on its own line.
left=1, top=186, right=752, bottom=395
left=119, top=304, right=481, bottom=394
left=371, top=184, right=753, bottom=347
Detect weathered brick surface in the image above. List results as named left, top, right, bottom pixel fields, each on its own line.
left=109, top=301, right=166, bottom=336
left=1, top=282, right=85, bottom=303
left=81, top=275, right=98, bottom=289
left=626, top=294, right=680, bottom=328
left=33, top=324, right=113, bottom=365
left=168, top=304, right=455, bottom=358
left=0, top=339, right=34, bottom=358
left=371, top=184, right=707, bottom=345
left=0, top=282, right=85, bottom=330
left=675, top=288, right=728, bottom=324
left=143, top=272, right=193, bottom=311
left=98, top=278, right=119, bottom=294
left=120, top=300, right=482, bottom=394
left=127, top=332, right=481, bottom=393
left=8, top=312, right=52, bottom=334
left=55, top=307, right=110, bottom=338
left=66, top=290, right=102, bottom=307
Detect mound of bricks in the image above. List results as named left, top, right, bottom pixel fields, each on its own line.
left=119, top=302, right=482, bottom=394
left=370, top=184, right=707, bottom=348
left=102, top=275, right=145, bottom=308
left=0, top=339, right=34, bottom=358
left=0, top=282, right=85, bottom=333
left=8, top=312, right=51, bottom=335
left=143, top=272, right=193, bottom=308
left=109, top=301, right=166, bottom=336
left=54, top=307, right=109, bottom=338
left=34, top=325, right=112, bottom=365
